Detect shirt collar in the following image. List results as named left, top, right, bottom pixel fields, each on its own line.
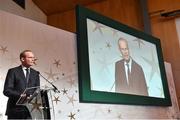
left=21, top=65, right=30, bottom=70
left=124, top=58, right=132, bottom=66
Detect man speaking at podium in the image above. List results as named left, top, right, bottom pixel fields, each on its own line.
left=3, top=50, right=40, bottom=119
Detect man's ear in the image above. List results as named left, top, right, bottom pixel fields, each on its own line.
left=21, top=58, right=24, bottom=62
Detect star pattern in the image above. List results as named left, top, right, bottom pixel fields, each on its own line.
left=30, top=98, right=42, bottom=113
left=0, top=45, right=8, bottom=54
left=92, top=21, right=105, bottom=34
left=61, top=88, right=68, bottom=95
left=53, top=96, right=61, bottom=104
left=45, top=68, right=59, bottom=81
left=68, top=112, right=76, bottom=120
left=67, top=94, right=77, bottom=106
left=53, top=59, right=61, bottom=68
left=133, top=38, right=145, bottom=48
left=106, top=42, right=112, bottom=49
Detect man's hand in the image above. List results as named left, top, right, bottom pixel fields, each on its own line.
left=20, top=93, right=26, bottom=97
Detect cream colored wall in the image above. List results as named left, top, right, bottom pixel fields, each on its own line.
left=0, top=0, right=46, bottom=24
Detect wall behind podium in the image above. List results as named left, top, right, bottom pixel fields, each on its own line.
left=0, top=10, right=179, bottom=120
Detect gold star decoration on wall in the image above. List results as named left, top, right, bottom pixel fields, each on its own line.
left=0, top=45, right=8, bottom=54
left=68, top=112, right=76, bottom=120
left=67, top=94, right=77, bottom=106
left=61, top=88, right=68, bottom=95
left=30, top=98, right=42, bottom=113
left=53, top=96, right=61, bottom=104
left=53, top=59, right=61, bottom=68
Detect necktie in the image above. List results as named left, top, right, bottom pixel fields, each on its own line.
left=126, top=63, right=130, bottom=80
left=25, top=68, right=30, bottom=84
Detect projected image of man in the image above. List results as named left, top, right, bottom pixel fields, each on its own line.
left=115, top=38, right=148, bottom=96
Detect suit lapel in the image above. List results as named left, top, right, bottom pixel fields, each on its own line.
left=28, top=68, right=33, bottom=85
left=120, top=61, right=128, bottom=85
left=129, top=60, right=136, bottom=86
left=28, top=68, right=36, bottom=86
left=17, top=66, right=27, bottom=87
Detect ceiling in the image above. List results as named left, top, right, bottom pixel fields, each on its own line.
left=32, top=0, right=104, bottom=15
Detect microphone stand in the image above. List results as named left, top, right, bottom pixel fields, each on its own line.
left=38, top=72, right=60, bottom=93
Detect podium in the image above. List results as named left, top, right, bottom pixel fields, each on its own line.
left=16, top=86, right=55, bottom=120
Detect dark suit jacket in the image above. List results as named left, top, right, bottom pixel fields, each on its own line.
left=3, top=65, right=40, bottom=116
left=115, top=59, right=148, bottom=96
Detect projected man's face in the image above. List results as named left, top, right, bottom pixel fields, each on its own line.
left=118, top=39, right=130, bottom=61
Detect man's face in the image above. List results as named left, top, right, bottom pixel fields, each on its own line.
left=21, top=51, right=35, bottom=67
left=119, top=40, right=130, bottom=61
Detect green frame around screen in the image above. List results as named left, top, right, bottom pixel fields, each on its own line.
left=76, top=5, right=171, bottom=106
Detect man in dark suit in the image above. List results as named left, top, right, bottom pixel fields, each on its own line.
left=115, top=38, right=148, bottom=96
left=3, top=50, right=40, bottom=119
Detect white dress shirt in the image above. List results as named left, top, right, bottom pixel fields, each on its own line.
left=123, top=59, right=132, bottom=84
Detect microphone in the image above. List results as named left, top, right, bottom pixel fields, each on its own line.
left=37, top=71, right=60, bottom=93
